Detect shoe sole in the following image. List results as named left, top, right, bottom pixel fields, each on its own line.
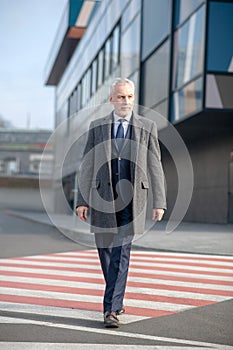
left=105, top=323, right=119, bottom=328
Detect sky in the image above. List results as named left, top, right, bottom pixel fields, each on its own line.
left=0, top=0, right=68, bottom=130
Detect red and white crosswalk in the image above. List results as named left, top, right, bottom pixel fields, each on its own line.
left=0, top=250, right=233, bottom=324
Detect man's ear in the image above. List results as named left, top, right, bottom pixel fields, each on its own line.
left=109, top=96, right=113, bottom=103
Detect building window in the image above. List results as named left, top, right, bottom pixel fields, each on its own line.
left=174, top=0, right=205, bottom=27
left=173, top=4, right=205, bottom=90
left=81, top=75, right=87, bottom=108
left=104, top=38, right=111, bottom=79
left=67, top=22, right=121, bottom=114
left=97, top=49, right=104, bottom=87
left=142, top=0, right=172, bottom=61
left=86, top=68, right=91, bottom=102
left=172, top=77, right=203, bottom=121
left=207, top=1, right=233, bottom=73
left=68, top=90, right=76, bottom=117
left=142, top=40, right=170, bottom=109
left=77, top=83, right=81, bottom=112
left=91, top=59, right=97, bottom=95
left=121, top=15, right=140, bottom=78
left=112, top=24, right=120, bottom=70
left=0, top=157, right=18, bottom=175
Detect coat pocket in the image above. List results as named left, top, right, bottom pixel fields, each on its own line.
left=141, top=180, right=149, bottom=189
left=91, top=179, right=100, bottom=189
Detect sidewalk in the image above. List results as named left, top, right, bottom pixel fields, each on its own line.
left=5, top=209, right=233, bottom=256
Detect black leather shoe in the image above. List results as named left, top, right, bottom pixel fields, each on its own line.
left=104, top=311, right=119, bottom=328
left=116, top=306, right=125, bottom=315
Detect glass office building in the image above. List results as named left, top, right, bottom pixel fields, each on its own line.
left=45, top=0, right=233, bottom=223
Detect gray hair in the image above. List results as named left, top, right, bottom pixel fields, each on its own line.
left=110, top=78, right=135, bottom=96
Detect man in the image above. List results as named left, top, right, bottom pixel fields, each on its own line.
left=76, top=78, right=166, bottom=328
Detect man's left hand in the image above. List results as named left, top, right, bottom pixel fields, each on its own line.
left=152, top=208, right=165, bottom=221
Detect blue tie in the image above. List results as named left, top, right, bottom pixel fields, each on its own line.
left=116, top=119, right=125, bottom=150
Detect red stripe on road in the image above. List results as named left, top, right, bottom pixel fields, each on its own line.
left=1, top=267, right=233, bottom=295
left=45, top=251, right=233, bottom=265
left=12, top=255, right=233, bottom=269
left=0, top=281, right=216, bottom=307
left=0, top=294, right=172, bottom=318
left=1, top=270, right=233, bottom=297
left=0, top=294, right=102, bottom=312
left=1, top=262, right=233, bottom=285
left=0, top=262, right=102, bottom=274
left=127, top=280, right=233, bottom=297
left=130, top=253, right=233, bottom=264
left=0, top=270, right=105, bottom=284
left=7, top=258, right=233, bottom=277
left=128, top=271, right=233, bottom=286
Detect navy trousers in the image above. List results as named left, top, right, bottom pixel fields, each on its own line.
left=95, top=209, right=133, bottom=313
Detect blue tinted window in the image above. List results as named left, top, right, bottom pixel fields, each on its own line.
left=173, top=5, right=205, bottom=89
left=174, top=0, right=205, bottom=27
left=207, top=1, right=233, bottom=72
left=172, top=77, right=203, bottom=121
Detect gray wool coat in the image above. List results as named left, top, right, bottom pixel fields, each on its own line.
left=77, top=112, right=167, bottom=235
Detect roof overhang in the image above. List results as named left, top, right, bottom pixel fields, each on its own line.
left=44, top=0, right=98, bottom=86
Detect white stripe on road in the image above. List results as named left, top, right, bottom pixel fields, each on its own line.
left=2, top=258, right=233, bottom=274
left=0, top=302, right=145, bottom=324
left=0, top=287, right=193, bottom=312
left=0, top=343, right=228, bottom=350
left=19, top=254, right=233, bottom=267
left=0, top=276, right=229, bottom=302
left=1, top=266, right=233, bottom=291
left=0, top=317, right=232, bottom=350
left=1, top=261, right=232, bottom=281
left=58, top=250, right=233, bottom=259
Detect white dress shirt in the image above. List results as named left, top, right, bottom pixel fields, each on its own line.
left=113, top=112, right=132, bottom=138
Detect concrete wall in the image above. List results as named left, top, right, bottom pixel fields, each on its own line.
left=163, top=133, right=232, bottom=224
left=0, top=176, right=53, bottom=211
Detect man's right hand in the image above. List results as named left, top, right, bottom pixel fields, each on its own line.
left=76, top=206, right=88, bottom=222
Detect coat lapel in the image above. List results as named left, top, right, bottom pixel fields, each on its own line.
left=101, top=112, right=113, bottom=161
left=130, top=112, right=143, bottom=165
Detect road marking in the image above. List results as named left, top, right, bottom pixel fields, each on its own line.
left=0, top=343, right=229, bottom=350
left=0, top=250, right=233, bottom=323
left=0, top=302, right=144, bottom=324
left=18, top=253, right=233, bottom=266
left=1, top=267, right=233, bottom=291
left=0, top=276, right=227, bottom=301
left=2, top=258, right=233, bottom=276
left=0, top=286, right=193, bottom=312
left=0, top=316, right=233, bottom=350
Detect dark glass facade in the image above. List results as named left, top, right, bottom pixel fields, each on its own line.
left=121, top=14, right=140, bottom=78
left=173, top=5, right=205, bottom=89
left=142, top=40, right=170, bottom=110
left=207, top=1, right=233, bottom=72
left=142, top=0, right=172, bottom=61
left=174, top=0, right=205, bottom=27
left=205, top=1, right=233, bottom=109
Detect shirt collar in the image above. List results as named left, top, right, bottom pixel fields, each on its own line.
left=113, top=112, right=132, bottom=123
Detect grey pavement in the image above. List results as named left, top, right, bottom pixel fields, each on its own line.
left=5, top=209, right=233, bottom=256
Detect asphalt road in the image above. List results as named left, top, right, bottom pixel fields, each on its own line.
left=0, top=210, right=233, bottom=349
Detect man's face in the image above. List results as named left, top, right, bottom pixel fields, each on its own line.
left=110, top=83, right=135, bottom=117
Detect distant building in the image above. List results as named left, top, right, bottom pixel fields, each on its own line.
left=0, top=129, right=53, bottom=176
left=45, top=0, right=233, bottom=223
